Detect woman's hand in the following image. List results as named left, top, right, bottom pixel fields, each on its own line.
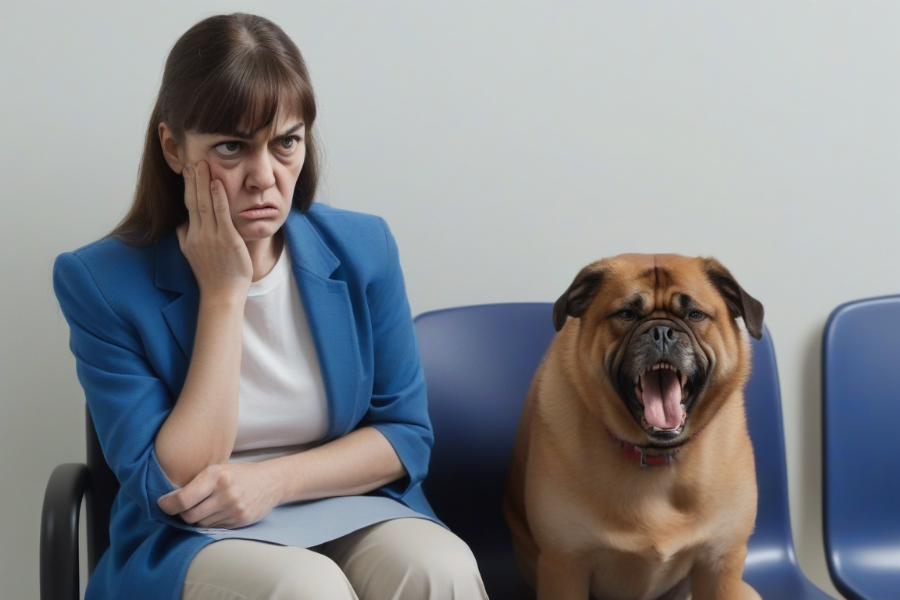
left=177, top=160, right=252, bottom=299
left=157, top=462, right=282, bottom=529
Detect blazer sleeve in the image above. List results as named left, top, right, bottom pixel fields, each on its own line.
left=53, top=251, right=183, bottom=527
left=360, top=219, right=433, bottom=498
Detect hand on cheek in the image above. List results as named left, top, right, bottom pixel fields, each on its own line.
left=176, top=160, right=252, bottom=299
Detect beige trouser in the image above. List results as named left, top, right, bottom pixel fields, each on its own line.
left=181, top=517, right=488, bottom=600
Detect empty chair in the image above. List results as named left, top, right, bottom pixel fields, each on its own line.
left=822, top=295, right=900, bottom=600
left=743, top=323, right=832, bottom=598
left=414, top=302, right=830, bottom=599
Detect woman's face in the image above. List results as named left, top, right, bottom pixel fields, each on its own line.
left=162, top=112, right=306, bottom=246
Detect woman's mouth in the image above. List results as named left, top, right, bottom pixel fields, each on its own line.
left=239, top=205, right=279, bottom=219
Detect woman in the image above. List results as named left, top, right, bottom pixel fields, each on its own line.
left=54, top=13, right=487, bottom=600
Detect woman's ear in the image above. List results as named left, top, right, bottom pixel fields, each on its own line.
left=158, top=122, right=185, bottom=173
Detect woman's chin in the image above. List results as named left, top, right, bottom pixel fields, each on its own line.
left=236, top=220, right=284, bottom=244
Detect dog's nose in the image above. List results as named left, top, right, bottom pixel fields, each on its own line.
left=649, top=325, right=677, bottom=351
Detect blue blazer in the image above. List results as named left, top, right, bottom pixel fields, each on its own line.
left=53, top=204, right=436, bottom=600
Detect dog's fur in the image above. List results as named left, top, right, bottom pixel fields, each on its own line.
left=503, top=254, right=764, bottom=600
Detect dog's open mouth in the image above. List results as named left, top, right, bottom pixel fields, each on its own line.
left=634, top=362, right=687, bottom=436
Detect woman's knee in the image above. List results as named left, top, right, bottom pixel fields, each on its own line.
left=330, top=519, right=487, bottom=600
left=266, top=550, right=357, bottom=600
left=183, top=539, right=357, bottom=600
left=396, top=528, right=485, bottom=598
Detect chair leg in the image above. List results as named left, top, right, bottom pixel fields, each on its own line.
left=41, top=463, right=90, bottom=600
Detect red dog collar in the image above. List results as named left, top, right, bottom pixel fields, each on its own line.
left=608, top=429, right=680, bottom=468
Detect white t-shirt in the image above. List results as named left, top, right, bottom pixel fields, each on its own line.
left=231, top=244, right=329, bottom=462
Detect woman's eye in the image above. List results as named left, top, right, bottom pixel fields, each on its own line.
left=214, top=141, right=242, bottom=156
left=279, top=136, right=301, bottom=152
left=688, top=310, right=705, bottom=321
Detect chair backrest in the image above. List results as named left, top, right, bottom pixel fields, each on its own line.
left=741, top=327, right=807, bottom=590
left=415, top=303, right=804, bottom=598
left=85, top=405, right=119, bottom=575
left=415, top=303, right=554, bottom=599
left=822, top=295, right=900, bottom=599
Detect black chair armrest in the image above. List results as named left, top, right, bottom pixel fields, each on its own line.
left=41, top=463, right=90, bottom=600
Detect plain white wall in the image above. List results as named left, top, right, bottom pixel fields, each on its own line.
left=4, top=1, right=899, bottom=597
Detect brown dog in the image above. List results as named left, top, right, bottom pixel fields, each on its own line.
left=503, top=254, right=764, bottom=600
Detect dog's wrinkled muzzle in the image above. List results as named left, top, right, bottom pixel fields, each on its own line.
left=619, top=318, right=701, bottom=439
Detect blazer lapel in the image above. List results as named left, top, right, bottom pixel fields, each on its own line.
left=283, top=211, right=363, bottom=439
left=156, top=233, right=199, bottom=364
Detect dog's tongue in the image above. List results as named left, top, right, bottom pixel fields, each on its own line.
left=641, top=369, right=684, bottom=430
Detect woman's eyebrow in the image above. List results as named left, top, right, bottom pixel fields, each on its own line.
left=278, top=122, right=304, bottom=136
left=227, top=122, right=304, bottom=140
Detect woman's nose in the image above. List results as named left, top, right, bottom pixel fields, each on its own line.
left=245, top=149, right=276, bottom=190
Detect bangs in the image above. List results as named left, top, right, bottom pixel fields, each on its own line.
left=183, top=47, right=313, bottom=136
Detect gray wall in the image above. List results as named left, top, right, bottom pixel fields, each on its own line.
left=5, top=1, right=899, bottom=597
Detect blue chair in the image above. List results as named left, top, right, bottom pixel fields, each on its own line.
left=822, top=295, right=900, bottom=600
left=414, top=302, right=830, bottom=599
left=743, top=323, right=832, bottom=598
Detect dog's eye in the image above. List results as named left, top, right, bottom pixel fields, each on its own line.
left=615, top=310, right=636, bottom=320
left=688, top=310, right=705, bottom=321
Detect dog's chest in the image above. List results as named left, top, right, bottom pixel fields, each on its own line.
left=555, top=491, right=716, bottom=599
left=588, top=547, right=692, bottom=600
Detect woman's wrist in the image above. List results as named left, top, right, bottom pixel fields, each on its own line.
left=198, top=287, right=249, bottom=312
left=260, top=456, right=300, bottom=507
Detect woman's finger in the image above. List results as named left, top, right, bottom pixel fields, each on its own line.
left=182, top=164, right=200, bottom=226
left=209, top=179, right=234, bottom=235
left=194, top=160, right=213, bottom=227
left=178, top=494, right=225, bottom=526
left=157, top=470, right=215, bottom=515
left=194, top=508, right=233, bottom=529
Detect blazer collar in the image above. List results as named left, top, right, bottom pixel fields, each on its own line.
left=281, top=209, right=340, bottom=279
left=156, top=232, right=198, bottom=362
left=155, top=231, right=194, bottom=294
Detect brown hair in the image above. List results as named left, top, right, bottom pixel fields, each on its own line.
left=112, top=13, right=319, bottom=244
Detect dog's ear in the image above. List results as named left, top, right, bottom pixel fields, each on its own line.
left=704, top=258, right=764, bottom=340
left=553, top=264, right=605, bottom=332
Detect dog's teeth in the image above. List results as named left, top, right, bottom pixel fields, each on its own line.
left=651, top=425, right=683, bottom=434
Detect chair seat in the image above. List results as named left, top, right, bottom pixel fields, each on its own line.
left=743, top=547, right=832, bottom=599
left=826, top=541, right=900, bottom=600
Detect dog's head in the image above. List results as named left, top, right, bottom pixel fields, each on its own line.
left=552, top=253, right=763, bottom=448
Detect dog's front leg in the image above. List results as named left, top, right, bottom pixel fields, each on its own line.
left=535, top=552, right=590, bottom=600
left=690, top=547, right=761, bottom=600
